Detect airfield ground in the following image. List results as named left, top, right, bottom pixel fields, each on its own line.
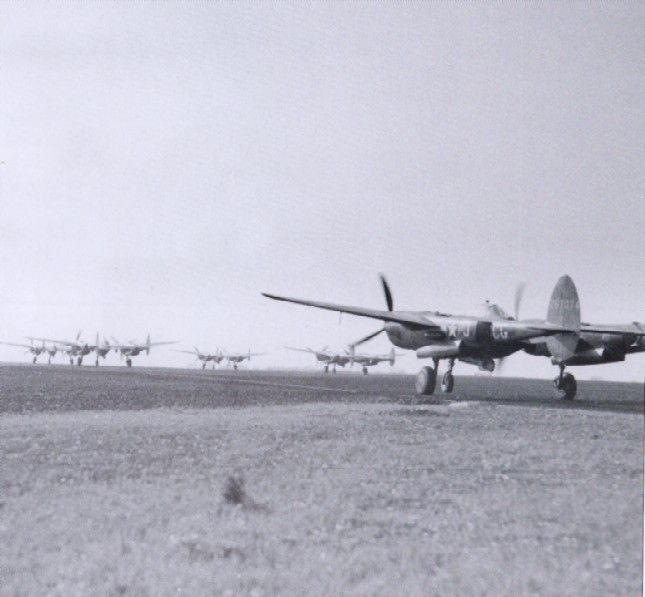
left=1, top=365, right=643, bottom=595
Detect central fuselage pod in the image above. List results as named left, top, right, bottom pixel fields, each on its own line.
left=384, top=316, right=532, bottom=359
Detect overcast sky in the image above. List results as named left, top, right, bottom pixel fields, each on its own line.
left=1, top=3, right=643, bottom=379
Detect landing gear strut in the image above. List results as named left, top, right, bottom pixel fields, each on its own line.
left=553, top=365, right=577, bottom=400
left=324, top=365, right=329, bottom=374
left=202, top=362, right=206, bottom=370
left=441, top=359, right=455, bottom=394
left=415, top=360, right=438, bottom=396
left=126, top=358, right=132, bottom=368
left=332, top=365, right=337, bottom=374
left=77, top=356, right=83, bottom=366
left=69, top=357, right=74, bottom=366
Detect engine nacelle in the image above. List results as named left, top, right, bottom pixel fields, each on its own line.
left=561, top=347, right=625, bottom=366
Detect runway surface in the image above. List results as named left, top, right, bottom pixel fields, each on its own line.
left=0, top=363, right=642, bottom=414
left=1, top=364, right=643, bottom=595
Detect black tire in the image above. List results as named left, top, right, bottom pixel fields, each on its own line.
left=362, top=367, right=368, bottom=375
left=555, top=372, right=577, bottom=400
left=554, top=373, right=576, bottom=400
left=441, top=372, right=454, bottom=394
left=415, top=366, right=437, bottom=395
left=126, top=358, right=132, bottom=368
left=77, top=357, right=83, bottom=366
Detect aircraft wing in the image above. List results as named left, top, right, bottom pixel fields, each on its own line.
left=285, top=347, right=315, bottom=354
left=171, top=349, right=199, bottom=355
left=148, top=341, right=178, bottom=347
left=262, top=293, right=442, bottom=331
left=0, top=341, right=33, bottom=349
left=26, top=336, right=78, bottom=346
left=580, top=324, right=645, bottom=336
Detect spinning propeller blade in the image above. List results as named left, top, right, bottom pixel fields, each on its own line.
left=350, top=274, right=394, bottom=348
left=514, top=282, right=526, bottom=321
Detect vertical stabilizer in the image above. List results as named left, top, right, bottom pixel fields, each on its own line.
left=546, top=275, right=581, bottom=363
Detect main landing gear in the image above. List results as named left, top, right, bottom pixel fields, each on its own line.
left=553, top=365, right=577, bottom=400
left=77, top=356, right=83, bottom=366
left=416, top=358, right=456, bottom=396
left=32, top=356, right=37, bottom=364
left=415, top=359, right=438, bottom=395
left=362, top=366, right=368, bottom=375
left=441, top=359, right=455, bottom=394
left=126, top=358, right=133, bottom=368
left=202, top=362, right=207, bottom=370
left=233, top=363, right=238, bottom=370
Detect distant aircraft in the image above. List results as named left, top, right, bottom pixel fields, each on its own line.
left=0, top=339, right=47, bottom=364
left=220, top=349, right=264, bottom=370
left=172, top=347, right=225, bottom=370
left=263, top=275, right=581, bottom=396
left=285, top=346, right=352, bottom=373
left=521, top=276, right=645, bottom=399
left=93, top=334, right=111, bottom=367
left=348, top=346, right=401, bottom=375
left=27, top=331, right=95, bottom=366
left=110, top=334, right=177, bottom=367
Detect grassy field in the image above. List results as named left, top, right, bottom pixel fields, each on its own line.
left=0, top=365, right=643, bottom=595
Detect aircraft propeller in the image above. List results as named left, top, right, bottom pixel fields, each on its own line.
left=349, top=274, right=392, bottom=349
left=513, top=282, right=526, bottom=321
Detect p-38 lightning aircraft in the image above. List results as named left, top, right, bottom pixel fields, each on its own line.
left=0, top=339, right=48, bottom=364
left=264, top=275, right=588, bottom=397
left=110, top=335, right=177, bottom=367
left=27, top=331, right=95, bottom=366
left=285, top=346, right=352, bottom=373
left=349, top=347, right=401, bottom=375
left=521, top=275, right=645, bottom=399
left=172, top=347, right=226, bottom=369
left=220, top=350, right=264, bottom=370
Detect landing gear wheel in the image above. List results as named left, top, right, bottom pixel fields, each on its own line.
left=415, top=366, right=437, bottom=396
left=32, top=356, right=37, bottom=365
left=69, top=358, right=74, bottom=366
left=233, top=363, right=238, bottom=370
left=441, top=372, right=454, bottom=394
left=95, top=359, right=99, bottom=367
left=77, top=356, right=83, bottom=366
left=332, top=366, right=337, bottom=374
left=554, top=372, right=577, bottom=400
left=324, top=365, right=329, bottom=374
left=126, top=358, right=132, bottom=368
left=362, top=366, right=368, bottom=375
left=202, top=363, right=206, bottom=370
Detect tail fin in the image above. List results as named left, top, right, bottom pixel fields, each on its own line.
left=389, top=347, right=395, bottom=366
left=545, top=275, right=581, bottom=362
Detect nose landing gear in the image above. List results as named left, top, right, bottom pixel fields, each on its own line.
left=554, top=365, right=577, bottom=400
left=441, top=359, right=455, bottom=394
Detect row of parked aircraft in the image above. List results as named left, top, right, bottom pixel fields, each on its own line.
left=1, top=335, right=399, bottom=374
left=264, top=274, right=645, bottom=400
left=0, top=333, right=176, bottom=367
